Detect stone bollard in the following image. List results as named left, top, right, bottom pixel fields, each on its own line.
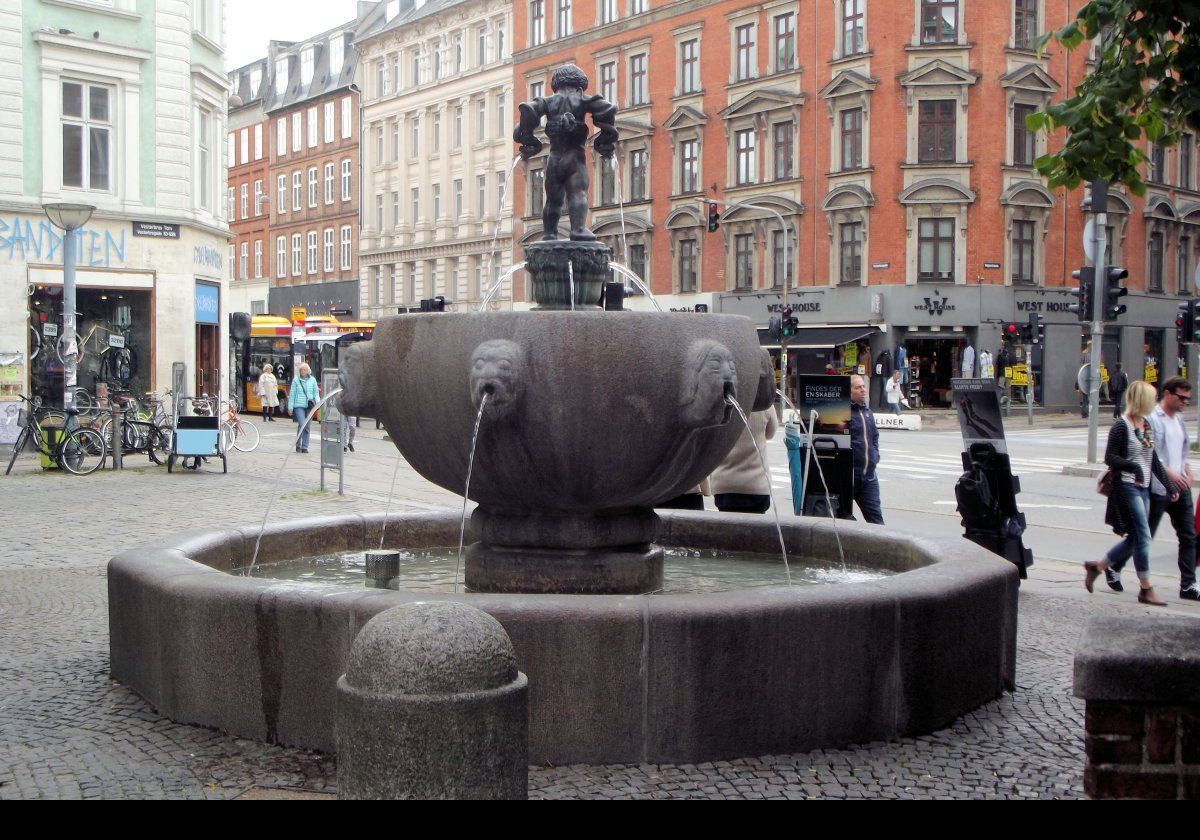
left=363, top=549, right=399, bottom=588
left=337, top=601, right=528, bottom=799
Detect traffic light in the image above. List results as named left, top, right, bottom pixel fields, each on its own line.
left=1176, top=301, right=1190, bottom=344
left=1002, top=322, right=1022, bottom=343
left=1192, top=298, right=1200, bottom=342
left=781, top=306, right=794, bottom=338
left=707, top=202, right=720, bottom=233
left=1101, top=266, right=1128, bottom=321
left=768, top=314, right=782, bottom=342
left=1069, top=266, right=1094, bottom=321
left=1028, top=312, right=1045, bottom=346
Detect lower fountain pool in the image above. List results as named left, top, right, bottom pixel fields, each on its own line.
left=236, top=547, right=893, bottom=593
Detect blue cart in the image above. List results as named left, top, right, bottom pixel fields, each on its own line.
left=167, top=398, right=226, bottom=473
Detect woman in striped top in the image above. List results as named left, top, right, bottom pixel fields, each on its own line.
left=1085, top=380, right=1175, bottom=606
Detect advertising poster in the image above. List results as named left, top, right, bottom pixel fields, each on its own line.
left=798, top=374, right=852, bottom=440
left=951, top=378, right=1007, bottom=454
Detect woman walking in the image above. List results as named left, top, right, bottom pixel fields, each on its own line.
left=256, top=363, right=279, bottom=422
left=709, top=407, right=778, bottom=514
left=1085, top=380, right=1175, bottom=606
left=289, top=363, right=321, bottom=454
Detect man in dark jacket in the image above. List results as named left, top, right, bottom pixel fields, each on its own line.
left=1110, top=362, right=1129, bottom=418
left=847, top=374, right=884, bottom=524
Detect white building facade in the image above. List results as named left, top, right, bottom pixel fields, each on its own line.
left=0, top=0, right=230, bottom=440
left=357, top=0, right=514, bottom=317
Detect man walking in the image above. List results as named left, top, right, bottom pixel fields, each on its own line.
left=1109, top=362, right=1129, bottom=418
left=847, top=374, right=884, bottom=524
left=1106, top=376, right=1198, bottom=600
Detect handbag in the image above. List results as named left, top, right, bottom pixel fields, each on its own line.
left=1097, top=469, right=1114, bottom=497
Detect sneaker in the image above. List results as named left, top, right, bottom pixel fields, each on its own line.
left=348, top=443, right=355, bottom=452
left=1105, top=567, right=1124, bottom=592
left=1181, top=585, right=1200, bottom=601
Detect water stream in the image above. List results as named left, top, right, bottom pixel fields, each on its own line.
left=482, top=155, right=522, bottom=307
left=477, top=262, right=526, bottom=311
left=727, top=398, right=792, bottom=586
left=455, top=393, right=488, bottom=594
left=611, top=154, right=629, bottom=266
left=608, top=263, right=663, bottom=311
left=567, top=260, right=576, bottom=311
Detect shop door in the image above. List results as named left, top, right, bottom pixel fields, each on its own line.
left=195, top=324, right=219, bottom=398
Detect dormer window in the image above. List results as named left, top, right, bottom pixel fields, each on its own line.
left=329, top=36, right=345, bottom=76
left=249, top=67, right=262, bottom=97
left=275, top=57, right=288, bottom=94
left=301, top=47, right=314, bottom=86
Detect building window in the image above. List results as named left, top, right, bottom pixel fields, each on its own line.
left=843, top=0, right=865, bottom=55
left=631, top=0, right=647, bottom=13
left=254, top=179, right=263, bottom=215
left=477, top=25, right=488, bottom=65
left=254, top=239, right=263, bottom=278
left=1179, top=236, right=1191, bottom=295
left=411, top=187, right=420, bottom=226
left=376, top=194, right=384, bottom=229
left=341, top=158, right=352, bottom=200
left=680, top=39, right=699, bottom=94
left=1149, top=231, right=1164, bottom=291
left=557, top=0, right=572, bottom=36
left=197, top=109, right=211, bottom=208
left=276, top=236, right=286, bottom=278
left=530, top=80, right=545, bottom=101
left=839, top=223, right=862, bottom=285
left=392, top=190, right=400, bottom=227
left=240, top=183, right=248, bottom=219
left=1182, top=134, right=1194, bottom=189
left=240, top=128, right=249, bottom=165
left=773, top=230, right=793, bottom=288
left=277, top=118, right=286, bottom=157
left=497, top=23, right=506, bottom=58
left=324, top=163, right=334, bottom=204
left=320, top=102, right=333, bottom=145
left=454, top=179, right=463, bottom=218
left=330, top=36, right=345, bottom=76
left=228, top=132, right=236, bottom=169
left=917, top=100, right=956, bottom=163
left=275, top=57, right=288, bottom=96
left=679, top=238, right=698, bottom=293
left=681, top=138, right=699, bottom=193
left=277, top=174, right=286, bottom=213
left=307, top=107, right=318, bottom=148
left=529, top=0, right=546, bottom=47
left=376, top=123, right=385, bottom=164
left=628, top=244, right=647, bottom=291
left=324, top=228, right=334, bottom=272
left=734, top=233, right=754, bottom=290
left=600, top=62, right=617, bottom=103
left=840, top=108, right=863, bottom=170
left=1014, top=0, right=1038, bottom=49
left=254, top=124, right=264, bottom=160
left=291, top=233, right=301, bottom=276
left=292, top=171, right=301, bottom=210
left=432, top=112, right=441, bottom=153
left=301, top=48, right=315, bottom=86
left=308, top=167, right=318, bottom=208
left=476, top=99, right=486, bottom=141
left=773, top=122, right=794, bottom=180
left=1012, top=219, right=1036, bottom=284
left=629, top=149, right=647, bottom=200
left=1151, top=143, right=1166, bottom=183
left=735, top=128, right=757, bottom=185
left=342, top=96, right=353, bottom=139
left=630, top=54, right=648, bottom=106
left=411, top=115, right=420, bottom=155
left=292, top=112, right=302, bottom=152
left=531, top=168, right=545, bottom=215
left=774, top=12, right=796, bottom=71
left=239, top=242, right=248, bottom=280
left=921, top=0, right=958, bottom=44
left=599, top=0, right=617, bottom=25
left=340, top=225, right=352, bottom=269
left=918, top=218, right=955, bottom=281
left=433, top=184, right=441, bottom=219
left=307, top=231, right=318, bottom=274
left=1013, top=103, right=1036, bottom=166
left=433, top=44, right=443, bottom=81
left=477, top=174, right=487, bottom=215
left=454, top=35, right=463, bottom=73
left=454, top=106, right=463, bottom=147
left=735, top=23, right=756, bottom=82
left=497, top=95, right=506, bottom=139
left=227, top=187, right=234, bottom=220
left=498, top=169, right=507, bottom=211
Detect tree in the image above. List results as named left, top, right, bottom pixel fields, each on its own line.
left=1028, top=2, right=1200, bottom=196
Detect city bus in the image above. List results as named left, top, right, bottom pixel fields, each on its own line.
left=234, top=314, right=373, bottom=414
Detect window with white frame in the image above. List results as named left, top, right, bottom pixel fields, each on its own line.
left=301, top=47, right=314, bottom=86
left=600, top=0, right=617, bottom=25
left=240, top=183, right=248, bottom=218
left=227, top=132, right=235, bottom=167
left=454, top=106, right=463, bottom=147
left=774, top=122, right=794, bottom=179
left=239, top=242, right=248, bottom=280
left=292, top=170, right=301, bottom=210
left=227, top=187, right=235, bottom=219
left=496, top=95, right=505, bottom=139
left=454, top=36, right=463, bottom=73
left=557, top=0, right=572, bottom=37
left=680, top=39, right=699, bottom=94
left=411, top=115, right=420, bottom=154
left=734, top=233, right=754, bottom=289
left=735, top=128, right=756, bottom=184
left=292, top=113, right=302, bottom=152
left=196, top=0, right=218, bottom=41
left=497, top=22, right=506, bottom=58
left=631, top=0, right=647, bottom=12
left=629, top=148, right=647, bottom=200
left=600, top=61, right=617, bottom=103
left=478, top=174, right=487, bottom=215
left=411, top=187, right=420, bottom=225
left=1011, top=219, right=1036, bottom=284
left=276, top=118, right=286, bottom=157
left=240, top=128, right=249, bottom=164
left=678, top=238, right=698, bottom=293
left=307, top=107, right=318, bottom=148
left=324, top=163, right=334, bottom=204
left=323, top=228, right=334, bottom=271
left=735, top=23, right=756, bottom=82
left=275, top=57, right=288, bottom=95
left=376, top=193, right=384, bottom=229
left=476, top=98, right=486, bottom=141
left=1014, top=0, right=1038, bottom=50
left=772, top=229, right=793, bottom=288
left=843, top=0, right=865, bottom=56
left=254, top=179, right=263, bottom=215
left=291, top=233, right=301, bottom=276
left=630, top=54, right=648, bottom=106
left=196, top=108, right=211, bottom=208
left=277, top=174, right=286, bottom=213
left=307, top=231, right=318, bottom=274
left=454, top=179, right=463, bottom=217
left=432, top=111, right=441, bottom=153
left=324, top=102, right=335, bottom=143
left=228, top=245, right=234, bottom=279
left=277, top=236, right=287, bottom=278
left=680, top=137, right=699, bottom=193
left=392, top=190, right=400, bottom=227
left=530, top=81, right=544, bottom=100
left=341, top=158, right=352, bottom=199
left=433, top=184, right=441, bottom=219
left=497, top=169, right=506, bottom=210
left=340, top=226, right=352, bottom=269
left=839, top=223, right=862, bottom=284
left=254, top=239, right=263, bottom=278
left=254, top=124, right=263, bottom=159
left=330, top=35, right=345, bottom=76
left=477, top=25, right=488, bottom=65
left=920, top=0, right=958, bottom=45
left=341, top=96, right=352, bottom=139
left=531, top=1, right=545, bottom=46
left=917, top=217, right=955, bottom=281
left=307, top=167, right=318, bottom=207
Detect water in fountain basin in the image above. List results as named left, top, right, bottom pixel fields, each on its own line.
left=607, top=263, right=663, bottom=311
left=477, top=262, right=526, bottom=311
left=455, top=393, right=488, bottom=593
left=726, top=397, right=792, bottom=586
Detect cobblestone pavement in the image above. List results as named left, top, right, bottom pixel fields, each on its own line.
left=0, top=423, right=1173, bottom=799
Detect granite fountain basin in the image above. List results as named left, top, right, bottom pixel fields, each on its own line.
left=108, top=510, right=1018, bottom=765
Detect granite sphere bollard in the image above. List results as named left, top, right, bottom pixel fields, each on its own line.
left=336, top=601, right=528, bottom=799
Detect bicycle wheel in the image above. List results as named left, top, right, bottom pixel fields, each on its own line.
left=58, top=427, right=107, bottom=476
left=5, top=427, right=29, bottom=475
left=73, top=388, right=95, bottom=412
left=147, top=426, right=169, bottom=465
left=221, top=421, right=234, bottom=452
left=231, top=419, right=260, bottom=453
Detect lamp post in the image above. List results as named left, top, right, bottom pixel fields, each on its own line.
left=42, top=202, right=95, bottom=418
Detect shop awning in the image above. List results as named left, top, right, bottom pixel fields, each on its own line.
left=759, top=324, right=881, bottom=350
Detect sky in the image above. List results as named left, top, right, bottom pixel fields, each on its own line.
left=225, top=1, right=362, bottom=71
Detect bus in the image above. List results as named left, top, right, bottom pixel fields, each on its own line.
left=234, top=314, right=373, bottom=414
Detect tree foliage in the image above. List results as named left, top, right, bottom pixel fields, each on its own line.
left=1029, top=1, right=1200, bottom=196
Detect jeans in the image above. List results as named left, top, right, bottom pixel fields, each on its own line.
left=851, top=471, right=885, bottom=525
left=294, top=406, right=311, bottom=450
left=1112, top=487, right=1198, bottom=589
left=1106, top=482, right=1153, bottom=581
left=889, top=402, right=902, bottom=416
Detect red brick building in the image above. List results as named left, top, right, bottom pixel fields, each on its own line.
left=512, top=0, right=1197, bottom=408
left=227, top=60, right=271, bottom=316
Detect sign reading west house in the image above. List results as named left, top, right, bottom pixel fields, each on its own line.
left=132, top=221, right=180, bottom=239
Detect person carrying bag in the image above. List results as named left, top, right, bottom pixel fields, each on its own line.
left=288, top=363, right=321, bottom=454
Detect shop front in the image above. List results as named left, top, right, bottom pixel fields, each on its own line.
left=269, top=280, right=359, bottom=321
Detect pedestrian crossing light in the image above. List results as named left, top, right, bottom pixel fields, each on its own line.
left=1102, top=266, right=1128, bottom=321
left=1002, top=322, right=1021, bottom=342
left=1192, top=298, right=1200, bottom=342
left=1028, top=312, right=1045, bottom=346
left=1177, top=301, right=1191, bottom=344
left=707, top=202, right=720, bottom=232
left=781, top=306, right=796, bottom=338
left=1069, top=266, right=1094, bottom=321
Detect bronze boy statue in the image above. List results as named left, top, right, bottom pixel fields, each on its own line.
left=514, top=64, right=618, bottom=242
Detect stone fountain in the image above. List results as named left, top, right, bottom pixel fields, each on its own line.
left=107, top=64, right=1019, bottom=767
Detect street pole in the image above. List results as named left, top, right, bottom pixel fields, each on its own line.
left=1087, top=208, right=1108, bottom=463
left=1026, top=343, right=1034, bottom=426
left=42, top=204, right=95, bottom=425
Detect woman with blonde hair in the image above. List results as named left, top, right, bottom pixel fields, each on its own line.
left=1085, top=380, right=1176, bottom=606
left=256, top=363, right=279, bottom=422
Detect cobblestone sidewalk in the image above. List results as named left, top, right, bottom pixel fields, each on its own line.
left=0, top=441, right=1153, bottom=799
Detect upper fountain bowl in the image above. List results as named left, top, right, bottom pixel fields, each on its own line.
left=340, top=311, right=773, bottom=515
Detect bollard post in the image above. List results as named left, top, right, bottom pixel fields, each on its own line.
left=110, top=405, right=123, bottom=470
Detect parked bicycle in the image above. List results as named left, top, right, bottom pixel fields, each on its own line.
left=5, top=395, right=107, bottom=476
left=220, top=398, right=259, bottom=453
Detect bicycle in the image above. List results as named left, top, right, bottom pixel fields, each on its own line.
left=220, top=398, right=259, bottom=453
left=5, top=395, right=107, bottom=476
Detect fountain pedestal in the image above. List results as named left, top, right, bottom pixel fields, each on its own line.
left=524, top=240, right=610, bottom=310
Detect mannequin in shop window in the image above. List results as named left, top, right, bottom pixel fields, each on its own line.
left=961, top=343, right=975, bottom=379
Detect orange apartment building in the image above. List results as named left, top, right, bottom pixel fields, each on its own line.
left=227, top=60, right=271, bottom=317
left=512, top=0, right=1199, bottom=409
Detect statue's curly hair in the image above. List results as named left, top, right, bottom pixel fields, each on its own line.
left=550, top=64, right=589, bottom=93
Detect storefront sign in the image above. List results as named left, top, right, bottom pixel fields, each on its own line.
left=1007, top=364, right=1030, bottom=387
left=0, top=217, right=126, bottom=267
left=132, top=221, right=180, bottom=239
left=871, top=262, right=890, bottom=270
left=1015, top=299, right=1076, bottom=314
left=291, top=306, right=308, bottom=323
left=669, top=305, right=710, bottom=313
left=983, top=262, right=1001, bottom=269
left=194, top=283, right=219, bottom=325
left=913, top=289, right=956, bottom=316
left=193, top=245, right=223, bottom=270
left=42, top=323, right=58, bottom=337
left=766, top=301, right=822, bottom=313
